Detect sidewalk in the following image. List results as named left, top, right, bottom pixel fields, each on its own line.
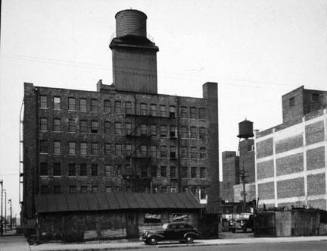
left=0, top=235, right=30, bottom=251
left=29, top=235, right=327, bottom=251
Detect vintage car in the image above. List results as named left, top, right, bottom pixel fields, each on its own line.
left=141, top=222, right=200, bottom=245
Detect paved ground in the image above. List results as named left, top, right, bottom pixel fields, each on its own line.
left=2, top=234, right=327, bottom=251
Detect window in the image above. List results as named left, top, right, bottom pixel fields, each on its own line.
left=191, top=167, right=197, bottom=178
left=199, top=127, right=206, bottom=140
left=91, top=143, right=98, bottom=155
left=40, top=162, right=48, bottom=176
left=91, top=120, right=99, bottom=133
left=105, top=143, right=111, bottom=155
left=91, top=164, right=98, bottom=176
left=90, top=99, right=98, bottom=112
left=40, top=140, right=48, bottom=153
left=115, top=122, right=122, bottom=135
left=170, top=145, right=176, bottom=159
left=125, top=121, right=132, bottom=135
left=81, top=185, right=88, bottom=193
left=68, top=119, right=76, bottom=132
left=68, top=163, right=76, bottom=176
left=151, top=166, right=157, bottom=177
left=200, top=147, right=206, bottom=159
left=104, top=100, right=111, bottom=113
left=150, top=104, right=156, bottom=116
left=150, top=145, right=157, bottom=158
left=160, top=125, right=167, bottom=137
left=125, top=101, right=133, bottom=114
left=170, top=166, right=176, bottom=178
left=69, top=185, right=77, bottom=193
left=68, top=97, right=76, bottom=111
left=190, top=186, right=197, bottom=195
left=160, top=166, right=167, bottom=177
left=92, top=185, right=98, bottom=192
left=115, top=144, right=122, bottom=156
left=53, top=163, right=61, bottom=176
left=199, top=108, right=205, bottom=119
left=40, top=96, right=47, bottom=109
left=140, top=124, right=147, bottom=136
left=190, top=126, right=197, bottom=138
left=39, top=118, right=47, bottom=131
left=181, top=106, right=188, bottom=117
left=80, top=120, right=88, bottom=133
left=190, top=107, right=197, bottom=119
left=68, top=142, right=76, bottom=155
left=105, top=165, right=113, bottom=177
left=80, top=142, right=87, bottom=155
left=160, top=105, right=166, bottom=117
left=104, top=121, right=111, bottom=134
left=160, top=145, right=167, bottom=158
left=289, top=97, right=295, bottom=107
left=80, top=163, right=87, bottom=176
left=181, top=147, right=188, bottom=158
left=141, top=166, right=148, bottom=178
left=200, top=187, right=207, bottom=199
left=80, top=98, right=87, bottom=112
left=181, top=126, right=188, bottom=138
left=54, top=185, right=61, bottom=194
left=191, top=147, right=197, bottom=159
left=115, top=165, right=121, bottom=176
left=170, top=126, right=176, bottom=138
left=53, top=97, right=61, bottom=110
left=106, top=186, right=112, bottom=192
left=150, top=124, right=157, bottom=136
left=140, top=145, right=147, bottom=157
left=114, top=101, right=121, bottom=113
left=312, top=93, right=320, bottom=102
left=125, top=144, right=132, bottom=156
left=181, top=166, right=188, bottom=178
left=169, top=106, right=176, bottom=118
left=53, top=141, right=61, bottom=155
left=140, top=103, right=147, bottom=115
left=40, top=185, right=49, bottom=194
left=200, top=167, right=206, bottom=178
left=53, top=118, right=61, bottom=131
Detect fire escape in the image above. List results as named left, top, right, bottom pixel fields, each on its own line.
left=123, top=98, right=180, bottom=192
left=19, top=101, right=24, bottom=207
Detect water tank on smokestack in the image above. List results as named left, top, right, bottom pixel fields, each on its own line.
left=115, top=9, right=147, bottom=37
left=237, top=119, right=254, bottom=139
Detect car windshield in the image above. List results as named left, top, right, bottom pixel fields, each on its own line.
left=162, top=223, right=169, bottom=230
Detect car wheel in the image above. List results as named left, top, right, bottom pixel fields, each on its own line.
left=185, top=235, right=193, bottom=244
left=149, top=237, right=157, bottom=245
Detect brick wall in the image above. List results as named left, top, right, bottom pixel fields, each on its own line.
left=257, top=160, right=274, bottom=179
left=275, top=134, right=303, bottom=154
left=276, top=153, right=303, bottom=176
left=277, top=177, right=304, bottom=199
left=256, top=138, right=273, bottom=159
left=307, top=173, right=326, bottom=196
left=305, top=121, right=325, bottom=145
left=258, top=182, right=274, bottom=200
left=306, top=146, right=325, bottom=170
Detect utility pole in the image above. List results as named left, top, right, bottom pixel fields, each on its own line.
left=240, top=159, right=248, bottom=212
left=8, top=199, right=12, bottom=230
left=4, top=189, right=6, bottom=232
left=0, top=180, right=3, bottom=235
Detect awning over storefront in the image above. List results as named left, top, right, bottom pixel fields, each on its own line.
left=35, top=192, right=202, bottom=213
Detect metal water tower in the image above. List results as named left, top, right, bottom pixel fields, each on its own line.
left=237, top=119, right=254, bottom=139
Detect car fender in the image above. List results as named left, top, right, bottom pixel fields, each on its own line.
left=183, top=231, right=199, bottom=239
left=147, top=233, right=164, bottom=240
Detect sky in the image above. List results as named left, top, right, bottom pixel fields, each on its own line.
left=1, top=0, right=327, bottom=216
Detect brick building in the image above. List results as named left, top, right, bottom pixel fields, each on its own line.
left=255, top=86, right=327, bottom=210
left=22, top=9, right=219, bottom=228
left=221, top=151, right=239, bottom=202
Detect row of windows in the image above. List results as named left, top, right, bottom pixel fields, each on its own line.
left=40, top=184, right=207, bottom=196
left=40, top=95, right=206, bottom=119
left=40, top=141, right=207, bottom=159
left=39, top=162, right=207, bottom=179
left=40, top=118, right=207, bottom=139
